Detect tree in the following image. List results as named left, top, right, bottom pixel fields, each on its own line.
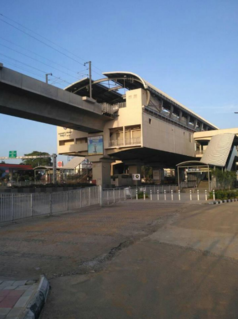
left=20, top=151, right=52, bottom=168
left=0, top=161, right=5, bottom=164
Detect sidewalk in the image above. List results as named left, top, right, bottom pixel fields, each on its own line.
left=0, top=276, right=49, bottom=319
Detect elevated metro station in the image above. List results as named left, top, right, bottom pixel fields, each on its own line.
left=57, top=71, right=233, bottom=187
left=0, top=65, right=237, bottom=188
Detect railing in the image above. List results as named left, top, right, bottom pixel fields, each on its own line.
left=109, top=139, right=124, bottom=147
left=0, top=186, right=128, bottom=223
left=0, top=184, right=212, bottom=224
left=109, top=137, right=141, bottom=147
left=125, top=137, right=141, bottom=145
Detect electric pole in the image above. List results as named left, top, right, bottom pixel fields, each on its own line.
left=84, top=61, right=92, bottom=99
left=46, top=73, right=53, bottom=84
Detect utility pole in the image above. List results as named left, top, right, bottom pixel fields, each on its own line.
left=45, top=73, right=53, bottom=84
left=84, top=61, right=92, bottom=99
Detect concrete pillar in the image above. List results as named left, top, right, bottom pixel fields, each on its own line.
left=153, top=168, right=164, bottom=184
left=92, top=157, right=113, bottom=188
left=186, top=115, right=190, bottom=126
left=194, top=119, right=198, bottom=130
left=128, top=165, right=142, bottom=185
left=169, top=105, right=174, bottom=118
left=129, top=165, right=141, bottom=175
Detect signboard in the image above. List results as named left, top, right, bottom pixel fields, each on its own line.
left=88, top=136, right=103, bottom=155
left=185, top=168, right=200, bottom=172
left=9, top=151, right=17, bottom=158
left=57, top=161, right=63, bottom=167
left=132, top=174, right=141, bottom=181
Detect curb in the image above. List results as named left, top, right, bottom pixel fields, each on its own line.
left=23, top=275, right=50, bottom=319
left=208, top=199, right=238, bottom=205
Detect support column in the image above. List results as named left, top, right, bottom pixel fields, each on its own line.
left=169, top=105, right=174, bottom=118
left=92, top=157, right=113, bottom=188
left=179, top=110, right=183, bottom=123
left=128, top=164, right=142, bottom=186
left=152, top=168, right=164, bottom=184
left=186, top=115, right=190, bottom=126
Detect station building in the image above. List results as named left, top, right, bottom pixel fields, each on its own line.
left=57, top=72, right=237, bottom=187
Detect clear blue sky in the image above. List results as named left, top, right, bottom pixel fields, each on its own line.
left=0, top=0, right=238, bottom=163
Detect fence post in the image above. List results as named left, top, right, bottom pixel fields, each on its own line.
left=171, top=190, right=173, bottom=201
left=11, top=194, right=14, bottom=221
left=143, top=190, right=146, bottom=200
left=80, top=189, right=82, bottom=208
left=164, top=190, right=166, bottom=201
left=213, top=190, right=215, bottom=201
left=190, top=190, right=192, bottom=201
left=150, top=190, right=152, bottom=201
left=88, top=187, right=91, bottom=206
left=99, top=186, right=103, bottom=206
left=205, top=190, right=207, bottom=201
left=197, top=190, right=200, bottom=201
left=178, top=190, right=181, bottom=201
left=66, top=191, right=69, bottom=211
left=113, top=189, right=115, bottom=203
left=136, top=189, right=138, bottom=200
left=157, top=189, right=159, bottom=201
left=49, top=193, right=52, bottom=215
left=30, top=193, right=33, bottom=217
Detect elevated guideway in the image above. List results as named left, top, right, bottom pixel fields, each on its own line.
left=0, top=65, right=113, bottom=133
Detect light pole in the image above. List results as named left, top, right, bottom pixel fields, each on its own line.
left=84, top=61, right=92, bottom=99
left=45, top=73, right=53, bottom=84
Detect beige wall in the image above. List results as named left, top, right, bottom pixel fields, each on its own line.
left=57, top=88, right=198, bottom=159
left=57, top=88, right=145, bottom=156
left=142, top=112, right=195, bottom=156
left=194, top=127, right=238, bottom=142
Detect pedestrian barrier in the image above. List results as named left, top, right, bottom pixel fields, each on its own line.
left=0, top=186, right=128, bottom=223
left=0, top=185, right=220, bottom=224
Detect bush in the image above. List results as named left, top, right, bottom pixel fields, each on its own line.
left=209, top=189, right=238, bottom=200
left=137, top=191, right=149, bottom=199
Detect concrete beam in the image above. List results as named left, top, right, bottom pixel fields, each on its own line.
left=0, top=67, right=110, bottom=133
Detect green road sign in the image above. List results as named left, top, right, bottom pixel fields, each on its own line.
left=9, top=151, right=17, bottom=158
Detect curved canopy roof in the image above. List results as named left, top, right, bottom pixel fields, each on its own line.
left=65, top=71, right=218, bottom=130
left=104, top=72, right=218, bottom=130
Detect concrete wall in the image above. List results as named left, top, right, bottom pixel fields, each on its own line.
left=57, top=88, right=145, bottom=156
left=142, top=112, right=195, bottom=157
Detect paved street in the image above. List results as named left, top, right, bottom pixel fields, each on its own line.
left=1, top=201, right=238, bottom=318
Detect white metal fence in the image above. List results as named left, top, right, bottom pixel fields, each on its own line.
left=0, top=185, right=211, bottom=223
left=0, top=186, right=128, bottom=223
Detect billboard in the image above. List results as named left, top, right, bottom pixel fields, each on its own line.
left=88, top=136, right=103, bottom=155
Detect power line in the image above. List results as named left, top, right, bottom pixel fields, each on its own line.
left=0, top=43, right=79, bottom=81
left=0, top=13, right=104, bottom=76
left=0, top=36, right=84, bottom=76
left=0, top=53, right=71, bottom=85
left=0, top=18, right=87, bottom=68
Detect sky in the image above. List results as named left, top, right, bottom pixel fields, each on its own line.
left=0, top=0, right=238, bottom=164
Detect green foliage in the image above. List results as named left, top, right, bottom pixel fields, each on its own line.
left=209, top=189, right=238, bottom=200
left=212, top=169, right=236, bottom=190
left=137, top=191, right=149, bottom=199
left=141, top=166, right=153, bottom=182
left=20, top=151, right=52, bottom=168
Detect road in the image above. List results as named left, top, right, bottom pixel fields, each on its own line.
left=0, top=201, right=238, bottom=318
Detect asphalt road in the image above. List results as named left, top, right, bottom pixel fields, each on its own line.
left=1, top=201, right=238, bottom=318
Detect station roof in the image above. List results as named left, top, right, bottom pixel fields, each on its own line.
left=65, top=71, right=218, bottom=130
left=65, top=78, right=124, bottom=104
